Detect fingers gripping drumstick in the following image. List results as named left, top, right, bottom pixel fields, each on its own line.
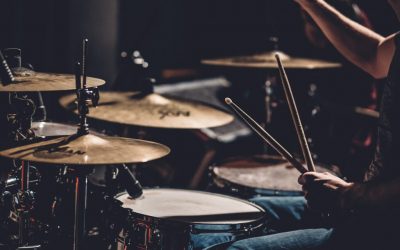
left=225, top=98, right=307, bottom=174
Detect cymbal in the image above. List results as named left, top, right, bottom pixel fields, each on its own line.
left=32, top=121, right=103, bottom=137
left=202, top=51, right=342, bottom=70
left=0, top=133, right=170, bottom=165
left=59, top=92, right=234, bottom=129
left=0, top=71, right=105, bottom=92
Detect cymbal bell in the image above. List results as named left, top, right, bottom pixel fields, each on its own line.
left=0, top=133, right=170, bottom=165
left=59, top=92, right=234, bottom=129
left=0, top=71, right=105, bottom=92
left=202, top=51, right=342, bottom=70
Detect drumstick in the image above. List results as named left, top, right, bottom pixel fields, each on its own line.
left=275, top=54, right=316, bottom=172
left=225, top=98, right=307, bottom=174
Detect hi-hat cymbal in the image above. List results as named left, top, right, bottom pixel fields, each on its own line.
left=202, top=51, right=342, bottom=70
left=0, top=133, right=170, bottom=165
left=59, top=92, right=234, bottom=129
left=0, top=71, right=105, bottom=92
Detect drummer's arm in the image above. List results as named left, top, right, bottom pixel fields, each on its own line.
left=300, top=172, right=400, bottom=212
left=342, top=178, right=400, bottom=211
left=295, top=0, right=395, bottom=79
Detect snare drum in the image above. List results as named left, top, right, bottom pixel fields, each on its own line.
left=115, top=188, right=265, bottom=250
left=211, top=155, right=339, bottom=197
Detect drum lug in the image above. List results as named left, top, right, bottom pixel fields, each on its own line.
left=129, top=222, right=162, bottom=249
left=152, top=228, right=162, bottom=247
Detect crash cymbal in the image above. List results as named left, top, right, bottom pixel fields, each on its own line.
left=0, top=133, right=170, bottom=165
left=59, top=92, right=234, bottom=129
left=202, top=51, right=342, bottom=70
left=0, top=71, right=105, bottom=92
left=31, top=121, right=103, bottom=137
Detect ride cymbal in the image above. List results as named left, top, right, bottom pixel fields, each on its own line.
left=0, top=133, right=170, bottom=165
left=0, top=71, right=105, bottom=92
left=59, top=92, right=234, bottom=129
left=202, top=51, right=342, bottom=70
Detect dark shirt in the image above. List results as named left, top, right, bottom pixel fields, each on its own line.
left=365, top=33, right=400, bottom=182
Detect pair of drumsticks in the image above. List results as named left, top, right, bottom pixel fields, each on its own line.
left=225, top=54, right=315, bottom=174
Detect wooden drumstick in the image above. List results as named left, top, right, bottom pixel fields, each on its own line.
left=275, top=54, right=316, bottom=172
left=225, top=98, right=307, bottom=174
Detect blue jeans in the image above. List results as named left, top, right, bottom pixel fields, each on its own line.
left=192, top=196, right=332, bottom=250
left=193, top=196, right=400, bottom=250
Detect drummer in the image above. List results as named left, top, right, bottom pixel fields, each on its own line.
left=216, top=0, right=400, bottom=249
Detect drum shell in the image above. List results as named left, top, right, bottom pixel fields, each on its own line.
left=115, top=189, right=266, bottom=250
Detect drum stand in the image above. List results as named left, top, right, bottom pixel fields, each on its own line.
left=71, top=167, right=93, bottom=250
left=72, top=56, right=99, bottom=250
left=7, top=92, right=39, bottom=247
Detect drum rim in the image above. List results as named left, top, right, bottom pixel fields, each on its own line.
left=115, top=188, right=266, bottom=231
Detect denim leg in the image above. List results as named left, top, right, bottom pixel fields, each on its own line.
left=226, top=228, right=333, bottom=250
left=250, top=196, right=324, bottom=232
left=191, top=231, right=236, bottom=250
left=192, top=196, right=318, bottom=250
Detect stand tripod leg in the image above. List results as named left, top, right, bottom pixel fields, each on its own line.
left=19, top=161, right=30, bottom=246
left=73, top=174, right=88, bottom=250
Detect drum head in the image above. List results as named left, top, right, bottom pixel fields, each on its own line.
left=213, top=155, right=338, bottom=193
left=116, top=188, right=264, bottom=225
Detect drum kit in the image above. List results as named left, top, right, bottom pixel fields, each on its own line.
left=0, top=39, right=345, bottom=250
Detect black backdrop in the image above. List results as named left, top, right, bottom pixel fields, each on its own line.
left=0, top=0, right=398, bottom=85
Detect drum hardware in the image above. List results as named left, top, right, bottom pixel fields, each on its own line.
left=3, top=48, right=47, bottom=122
left=0, top=43, right=170, bottom=250
left=5, top=76, right=38, bottom=247
left=117, top=164, right=143, bottom=199
left=115, top=188, right=266, bottom=250
left=7, top=93, right=36, bottom=142
left=70, top=39, right=99, bottom=250
left=0, top=50, right=15, bottom=83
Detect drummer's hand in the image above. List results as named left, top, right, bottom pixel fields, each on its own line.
left=298, top=171, right=354, bottom=213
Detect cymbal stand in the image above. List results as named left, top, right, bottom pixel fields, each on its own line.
left=261, top=37, right=281, bottom=154
left=262, top=73, right=279, bottom=155
left=7, top=92, right=38, bottom=247
left=72, top=39, right=99, bottom=250
left=71, top=167, right=93, bottom=250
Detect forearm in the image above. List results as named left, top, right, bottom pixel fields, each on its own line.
left=295, top=0, right=388, bottom=78
left=342, top=178, right=400, bottom=211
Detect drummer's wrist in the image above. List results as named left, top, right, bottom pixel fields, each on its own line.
left=338, top=182, right=364, bottom=212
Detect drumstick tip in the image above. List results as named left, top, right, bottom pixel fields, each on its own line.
left=225, top=97, right=233, bottom=105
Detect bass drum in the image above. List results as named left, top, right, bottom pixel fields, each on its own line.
left=115, top=188, right=265, bottom=250
left=210, top=155, right=340, bottom=198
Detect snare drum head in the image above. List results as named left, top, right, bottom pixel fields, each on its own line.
left=213, top=155, right=338, bottom=193
left=116, top=188, right=264, bottom=224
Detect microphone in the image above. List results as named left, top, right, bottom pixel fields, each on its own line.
left=117, top=164, right=143, bottom=199
left=0, top=50, right=15, bottom=84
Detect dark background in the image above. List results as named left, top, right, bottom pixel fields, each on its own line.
left=0, top=0, right=398, bottom=85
